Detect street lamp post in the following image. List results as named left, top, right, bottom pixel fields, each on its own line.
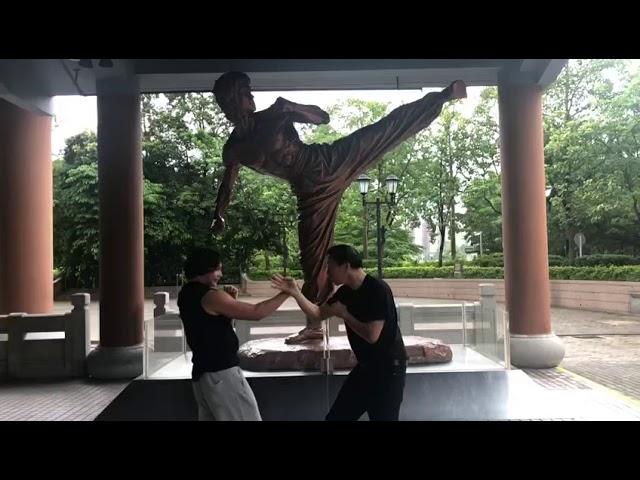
left=357, top=174, right=399, bottom=279
left=473, top=231, right=483, bottom=256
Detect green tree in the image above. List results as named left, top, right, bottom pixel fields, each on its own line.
left=589, top=68, right=640, bottom=254
left=461, top=173, right=502, bottom=254
left=459, top=87, right=502, bottom=254
left=53, top=131, right=100, bottom=287
left=407, top=104, right=470, bottom=266
left=543, top=59, right=626, bottom=261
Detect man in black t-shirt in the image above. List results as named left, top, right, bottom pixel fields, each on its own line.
left=272, top=244, right=407, bottom=421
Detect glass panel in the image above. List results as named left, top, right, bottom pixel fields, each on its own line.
left=466, top=300, right=510, bottom=369
left=142, top=312, right=190, bottom=379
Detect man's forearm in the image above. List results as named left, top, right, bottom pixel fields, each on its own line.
left=342, top=313, right=374, bottom=343
left=291, top=291, right=323, bottom=321
left=253, top=292, right=289, bottom=320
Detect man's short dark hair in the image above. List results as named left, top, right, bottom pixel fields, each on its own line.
left=184, top=248, right=221, bottom=279
left=327, top=244, right=363, bottom=269
left=212, top=71, right=250, bottom=122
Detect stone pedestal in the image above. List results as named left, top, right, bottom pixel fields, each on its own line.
left=238, top=336, right=452, bottom=371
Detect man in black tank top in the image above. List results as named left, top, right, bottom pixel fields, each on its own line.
left=178, top=248, right=289, bottom=421
left=272, top=244, right=407, bottom=421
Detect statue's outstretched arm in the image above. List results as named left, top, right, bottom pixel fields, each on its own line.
left=211, top=161, right=240, bottom=235
left=274, top=97, right=330, bottom=125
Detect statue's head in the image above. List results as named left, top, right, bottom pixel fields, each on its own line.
left=213, top=71, right=253, bottom=123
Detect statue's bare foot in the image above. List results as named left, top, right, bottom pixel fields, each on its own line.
left=443, top=80, right=467, bottom=100
left=285, top=326, right=324, bottom=345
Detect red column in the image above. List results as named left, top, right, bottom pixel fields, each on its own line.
left=86, top=89, right=144, bottom=379
left=498, top=80, right=564, bottom=368
left=0, top=99, right=53, bottom=314
left=97, top=94, right=144, bottom=348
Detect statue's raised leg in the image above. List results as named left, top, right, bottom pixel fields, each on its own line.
left=283, top=80, right=466, bottom=345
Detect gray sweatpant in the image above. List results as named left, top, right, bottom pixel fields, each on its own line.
left=192, top=366, right=262, bottom=421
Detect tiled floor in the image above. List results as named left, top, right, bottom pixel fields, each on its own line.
left=0, top=378, right=129, bottom=421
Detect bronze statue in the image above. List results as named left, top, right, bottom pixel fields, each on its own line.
left=211, top=71, right=466, bottom=344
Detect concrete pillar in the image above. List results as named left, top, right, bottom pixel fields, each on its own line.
left=0, top=99, right=53, bottom=314
left=86, top=82, right=144, bottom=379
left=153, top=292, right=169, bottom=318
left=69, top=293, right=91, bottom=376
left=498, top=79, right=564, bottom=368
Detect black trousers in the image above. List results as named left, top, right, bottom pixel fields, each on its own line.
left=326, top=362, right=406, bottom=421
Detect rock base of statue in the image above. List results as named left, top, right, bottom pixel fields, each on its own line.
left=238, top=335, right=452, bottom=371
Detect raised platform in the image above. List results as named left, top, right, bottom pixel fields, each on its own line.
left=95, top=369, right=640, bottom=421
left=146, top=344, right=503, bottom=379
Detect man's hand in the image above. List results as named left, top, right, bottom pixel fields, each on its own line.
left=271, top=274, right=300, bottom=296
left=222, top=285, right=238, bottom=299
left=210, top=214, right=225, bottom=236
left=329, top=301, right=349, bottom=319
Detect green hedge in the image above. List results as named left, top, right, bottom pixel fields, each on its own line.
left=472, top=253, right=639, bottom=268
left=248, top=265, right=640, bottom=281
left=377, top=267, right=456, bottom=279
left=548, top=266, right=640, bottom=281
left=548, top=255, right=570, bottom=266
left=574, top=254, right=640, bottom=267
left=471, top=253, right=503, bottom=267
left=250, top=269, right=303, bottom=281
left=471, top=253, right=568, bottom=267
left=361, top=258, right=407, bottom=269
left=378, top=266, right=505, bottom=279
